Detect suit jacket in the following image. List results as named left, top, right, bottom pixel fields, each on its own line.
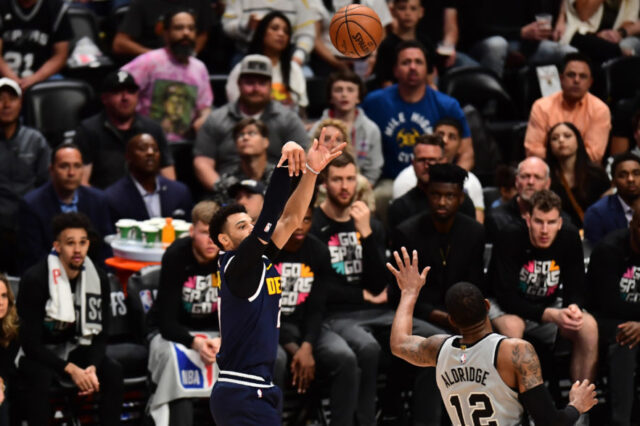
left=105, top=175, right=192, bottom=222
left=583, top=195, right=628, bottom=245
left=20, top=181, right=114, bottom=271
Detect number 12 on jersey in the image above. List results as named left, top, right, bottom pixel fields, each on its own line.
left=449, top=393, right=497, bottom=426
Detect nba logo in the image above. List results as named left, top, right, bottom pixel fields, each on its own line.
left=139, top=290, right=154, bottom=313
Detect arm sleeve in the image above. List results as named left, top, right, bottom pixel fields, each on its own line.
left=520, top=384, right=580, bottom=426
left=291, top=1, right=318, bottom=63
left=560, top=231, right=586, bottom=308
left=157, top=249, right=195, bottom=347
left=221, top=0, right=251, bottom=42
left=583, top=103, right=611, bottom=164
left=51, top=2, right=73, bottom=43
left=154, top=126, right=175, bottom=167
left=524, top=102, right=548, bottom=158
left=301, top=247, right=330, bottom=346
left=85, top=271, right=110, bottom=367
left=360, top=220, right=389, bottom=295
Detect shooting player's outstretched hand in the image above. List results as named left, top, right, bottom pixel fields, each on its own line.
left=306, top=126, right=347, bottom=174
left=387, top=247, right=430, bottom=296
left=278, top=141, right=307, bottom=177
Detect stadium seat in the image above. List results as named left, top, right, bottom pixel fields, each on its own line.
left=602, top=56, right=640, bottom=104
left=482, top=186, right=501, bottom=210
left=23, top=79, right=96, bottom=147
left=306, top=76, right=328, bottom=120
left=210, top=74, right=229, bottom=108
left=67, top=7, right=100, bottom=49
left=126, top=265, right=161, bottom=341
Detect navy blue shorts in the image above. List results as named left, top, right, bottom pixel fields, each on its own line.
left=210, top=381, right=282, bottom=425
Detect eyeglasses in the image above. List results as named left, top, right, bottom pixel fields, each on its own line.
left=237, top=130, right=259, bottom=139
left=414, top=157, right=440, bottom=165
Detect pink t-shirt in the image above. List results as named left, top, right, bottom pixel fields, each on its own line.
left=122, top=48, right=213, bottom=142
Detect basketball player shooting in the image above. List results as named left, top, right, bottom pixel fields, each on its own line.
left=209, top=129, right=345, bottom=426
left=388, top=247, right=598, bottom=426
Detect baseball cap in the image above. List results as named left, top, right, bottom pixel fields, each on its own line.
left=228, top=179, right=266, bottom=199
left=102, top=70, right=139, bottom=93
left=239, top=54, right=273, bottom=79
left=0, top=78, right=21, bottom=97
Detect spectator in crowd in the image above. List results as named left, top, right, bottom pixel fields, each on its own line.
left=272, top=202, right=358, bottom=424
left=308, top=70, right=383, bottom=185
left=491, top=165, right=518, bottom=209
left=391, top=163, right=485, bottom=332
left=393, top=118, right=485, bottom=222
left=228, top=179, right=265, bottom=223
left=562, top=0, right=640, bottom=64
left=211, top=118, right=274, bottom=206
left=587, top=198, right=640, bottom=426
left=310, top=152, right=443, bottom=426
left=146, top=201, right=221, bottom=426
left=112, top=0, right=212, bottom=59
left=20, top=144, right=113, bottom=271
left=226, top=12, right=308, bottom=113
left=387, top=134, right=476, bottom=233
left=489, top=190, right=598, bottom=401
left=17, top=213, right=123, bottom=426
left=524, top=53, right=611, bottom=164
left=0, top=0, right=72, bottom=90
left=546, top=121, right=611, bottom=227
left=610, top=105, right=640, bottom=156
left=222, top=0, right=317, bottom=67
left=457, top=1, right=575, bottom=77
left=122, top=9, right=213, bottom=142
left=373, top=0, right=435, bottom=88
left=362, top=40, right=473, bottom=214
left=310, top=0, right=391, bottom=76
left=105, top=133, right=192, bottom=222
left=0, top=274, right=19, bottom=424
left=584, top=152, right=640, bottom=244
left=0, top=77, right=50, bottom=274
left=193, top=54, right=308, bottom=191
left=74, top=70, right=175, bottom=189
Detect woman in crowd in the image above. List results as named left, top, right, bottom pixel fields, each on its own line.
left=226, top=11, right=309, bottom=114
left=0, top=274, right=19, bottom=425
left=546, top=121, right=611, bottom=227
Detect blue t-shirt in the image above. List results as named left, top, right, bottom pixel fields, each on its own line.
left=362, top=85, right=471, bottom=179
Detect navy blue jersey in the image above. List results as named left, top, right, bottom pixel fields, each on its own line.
left=216, top=247, right=282, bottom=379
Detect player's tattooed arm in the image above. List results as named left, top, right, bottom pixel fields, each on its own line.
left=511, top=340, right=544, bottom=392
left=392, top=334, right=448, bottom=367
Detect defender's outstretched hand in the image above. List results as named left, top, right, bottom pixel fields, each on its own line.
left=386, top=247, right=430, bottom=295
left=306, top=126, right=347, bottom=174
left=278, top=141, right=307, bottom=177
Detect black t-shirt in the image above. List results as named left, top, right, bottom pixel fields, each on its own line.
left=0, top=0, right=72, bottom=78
left=119, top=0, right=212, bottom=50
left=587, top=228, right=640, bottom=321
left=309, top=207, right=388, bottom=313
left=149, top=236, right=219, bottom=348
left=417, top=0, right=455, bottom=46
left=490, top=224, right=585, bottom=322
left=272, top=234, right=330, bottom=347
left=73, top=112, right=174, bottom=189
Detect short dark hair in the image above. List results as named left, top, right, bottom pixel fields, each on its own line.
left=612, top=152, right=640, bottom=176
left=428, top=163, right=467, bottom=189
left=326, top=70, right=366, bottom=104
left=528, top=189, right=562, bottom=215
left=435, top=118, right=463, bottom=138
left=560, top=52, right=593, bottom=75
left=52, top=212, right=92, bottom=240
left=163, top=7, right=196, bottom=31
left=445, top=282, right=487, bottom=328
left=209, top=203, right=247, bottom=249
left=232, top=117, right=269, bottom=140
left=394, top=40, right=428, bottom=67
left=494, top=165, right=516, bottom=189
left=414, top=133, right=444, bottom=150
left=50, top=142, right=83, bottom=165
left=324, top=151, right=357, bottom=177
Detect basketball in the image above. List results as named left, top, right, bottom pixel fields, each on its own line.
left=330, top=4, right=383, bottom=58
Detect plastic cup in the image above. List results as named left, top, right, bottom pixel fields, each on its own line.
left=149, top=217, right=167, bottom=229
left=140, top=224, right=160, bottom=247
left=116, top=219, right=138, bottom=240
left=437, top=42, right=455, bottom=56
left=174, top=222, right=191, bottom=239
left=535, top=13, right=552, bottom=30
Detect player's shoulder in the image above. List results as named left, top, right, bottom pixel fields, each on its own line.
left=497, top=337, right=538, bottom=365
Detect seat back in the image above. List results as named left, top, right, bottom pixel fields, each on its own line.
left=67, top=7, right=100, bottom=48
left=107, top=273, right=131, bottom=340
left=6, top=275, right=19, bottom=299
left=126, top=265, right=161, bottom=339
left=24, top=79, right=95, bottom=147
left=210, top=74, right=228, bottom=108
left=440, top=67, right=516, bottom=121
left=306, top=77, right=328, bottom=119
left=602, top=56, right=640, bottom=103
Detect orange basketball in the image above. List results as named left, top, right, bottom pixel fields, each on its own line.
left=330, top=4, right=383, bottom=58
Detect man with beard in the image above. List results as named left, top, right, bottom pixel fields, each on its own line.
left=193, top=54, right=308, bottom=192
left=122, top=9, right=212, bottom=143
left=584, top=153, right=640, bottom=244
left=17, top=212, right=123, bottom=425
left=391, top=163, right=485, bottom=332
left=73, top=70, right=175, bottom=189
left=310, top=152, right=444, bottom=425
left=105, top=133, right=192, bottom=222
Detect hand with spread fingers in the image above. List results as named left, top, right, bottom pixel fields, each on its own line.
left=386, top=247, right=430, bottom=296
left=305, top=126, right=347, bottom=175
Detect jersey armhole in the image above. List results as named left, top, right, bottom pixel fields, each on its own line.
left=494, top=337, right=503, bottom=368
left=247, top=263, right=266, bottom=302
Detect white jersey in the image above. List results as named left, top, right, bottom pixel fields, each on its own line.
left=436, top=333, right=524, bottom=426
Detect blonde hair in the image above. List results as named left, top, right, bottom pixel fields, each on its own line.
left=191, top=201, right=220, bottom=225
left=0, top=274, right=18, bottom=347
left=313, top=119, right=353, bottom=153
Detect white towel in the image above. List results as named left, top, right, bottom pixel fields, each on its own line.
left=45, top=251, right=103, bottom=345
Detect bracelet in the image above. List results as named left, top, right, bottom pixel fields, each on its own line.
left=305, top=163, right=320, bottom=175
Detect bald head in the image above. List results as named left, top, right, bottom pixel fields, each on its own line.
left=516, top=157, right=551, bottom=201
left=126, top=133, right=161, bottom=176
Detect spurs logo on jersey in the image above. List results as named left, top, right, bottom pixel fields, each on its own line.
left=273, top=262, right=313, bottom=314
left=328, top=231, right=362, bottom=281
left=436, top=333, right=524, bottom=426
left=182, top=272, right=220, bottom=316
left=518, top=259, right=561, bottom=298
left=619, top=266, right=640, bottom=303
